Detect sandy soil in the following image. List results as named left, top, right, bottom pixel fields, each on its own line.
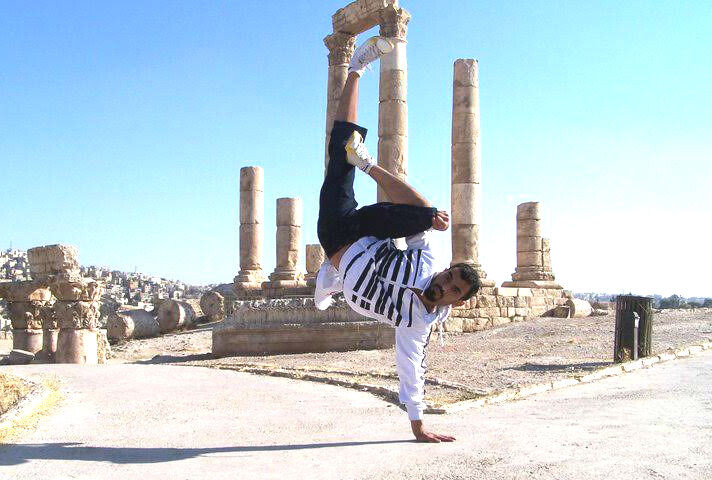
left=97, top=308, right=712, bottom=405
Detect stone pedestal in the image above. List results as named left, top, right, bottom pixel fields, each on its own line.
left=262, top=198, right=306, bottom=296
left=12, top=328, right=43, bottom=354
left=502, top=202, right=561, bottom=290
left=56, top=329, right=98, bottom=364
left=450, top=59, right=493, bottom=286
left=234, top=166, right=266, bottom=295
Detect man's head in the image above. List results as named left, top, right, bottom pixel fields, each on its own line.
left=422, top=263, right=480, bottom=307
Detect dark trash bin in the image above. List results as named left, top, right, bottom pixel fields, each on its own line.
left=614, top=295, right=653, bottom=363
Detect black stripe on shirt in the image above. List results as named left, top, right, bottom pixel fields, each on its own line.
left=390, top=252, right=404, bottom=282
left=408, top=291, right=414, bottom=327
left=402, top=250, right=413, bottom=285
left=353, top=258, right=374, bottom=293
left=363, top=272, right=380, bottom=300
left=343, top=251, right=365, bottom=279
left=413, top=249, right=422, bottom=285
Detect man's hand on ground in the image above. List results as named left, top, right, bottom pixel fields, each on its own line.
left=432, top=210, right=449, bottom=231
left=410, top=420, right=456, bottom=443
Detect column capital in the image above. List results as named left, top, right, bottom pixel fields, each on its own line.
left=324, top=32, right=356, bottom=66
left=377, top=6, right=410, bottom=40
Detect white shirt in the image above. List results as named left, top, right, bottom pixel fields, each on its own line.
left=338, top=231, right=450, bottom=420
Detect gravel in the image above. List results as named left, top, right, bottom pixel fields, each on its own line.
left=56, top=308, right=712, bottom=404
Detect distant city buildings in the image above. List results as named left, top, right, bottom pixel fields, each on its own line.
left=0, top=248, right=209, bottom=330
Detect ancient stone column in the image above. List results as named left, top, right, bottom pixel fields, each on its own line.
left=305, top=244, right=326, bottom=287
left=0, top=281, right=51, bottom=355
left=502, top=202, right=559, bottom=288
left=265, top=198, right=305, bottom=289
left=450, top=59, right=491, bottom=285
left=376, top=5, right=410, bottom=203
left=324, top=32, right=356, bottom=172
left=52, top=276, right=102, bottom=364
left=234, top=167, right=266, bottom=294
left=27, top=244, right=100, bottom=364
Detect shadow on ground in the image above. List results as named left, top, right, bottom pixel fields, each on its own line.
left=0, top=440, right=414, bottom=465
left=508, top=361, right=610, bottom=372
left=133, top=353, right=216, bottom=364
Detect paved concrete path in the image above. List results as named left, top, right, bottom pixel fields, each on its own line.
left=2, top=352, right=711, bottom=480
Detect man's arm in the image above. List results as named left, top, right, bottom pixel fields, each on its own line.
left=395, top=315, right=456, bottom=443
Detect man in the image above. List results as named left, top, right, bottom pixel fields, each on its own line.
left=315, top=36, right=480, bottom=443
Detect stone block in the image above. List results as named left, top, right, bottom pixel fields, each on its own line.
left=0, top=281, right=52, bottom=302
left=498, top=296, right=515, bottom=308
left=517, top=251, right=543, bottom=267
left=530, top=305, right=549, bottom=317
left=12, top=329, right=43, bottom=354
left=239, top=224, right=263, bottom=269
left=516, top=202, right=540, bottom=220
left=451, top=113, right=478, bottom=144
left=530, top=296, right=548, bottom=307
left=55, top=301, right=100, bottom=329
left=443, top=317, right=463, bottom=333
left=491, top=317, right=510, bottom=327
left=516, top=219, right=541, bottom=237
left=378, top=100, right=408, bottom=136
left=51, top=278, right=103, bottom=302
left=331, top=0, right=397, bottom=34
left=451, top=225, right=479, bottom=264
left=451, top=143, right=480, bottom=183
left=378, top=135, right=408, bottom=175
left=239, top=189, right=264, bottom=224
left=379, top=69, right=407, bottom=101
left=454, top=58, right=478, bottom=87
left=56, top=329, right=98, bottom=364
left=239, top=166, right=263, bottom=192
left=452, top=84, right=477, bottom=114
left=514, top=296, right=528, bottom=308
left=27, top=244, right=80, bottom=278
left=507, top=307, right=517, bottom=317
left=517, top=236, right=542, bottom=253
left=451, top=183, right=481, bottom=225
left=483, top=307, right=500, bottom=318
left=476, top=295, right=497, bottom=308
left=276, top=198, right=302, bottom=226
left=494, top=287, right=517, bottom=297
left=305, top=245, right=325, bottom=275
left=8, top=301, right=44, bottom=329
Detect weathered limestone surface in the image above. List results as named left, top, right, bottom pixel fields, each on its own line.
left=107, top=308, right=160, bottom=342
left=324, top=32, right=356, bottom=171
left=157, top=299, right=201, bottom=333
left=263, top=198, right=306, bottom=294
left=56, top=329, right=98, bottom=364
left=450, top=59, right=493, bottom=286
left=12, top=329, right=43, bottom=354
left=376, top=5, right=410, bottom=203
left=26, top=244, right=80, bottom=281
left=234, top=166, right=266, bottom=294
left=200, top=291, right=225, bottom=322
left=502, top=202, right=562, bottom=291
left=332, top=0, right=399, bottom=34
left=55, top=301, right=100, bottom=330
left=213, top=297, right=394, bottom=355
left=305, top=244, right=326, bottom=287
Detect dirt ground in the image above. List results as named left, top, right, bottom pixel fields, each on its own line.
left=99, top=308, right=712, bottom=405
left=2, top=309, right=710, bottom=406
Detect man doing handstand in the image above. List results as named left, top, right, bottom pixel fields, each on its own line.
left=315, top=36, right=481, bottom=443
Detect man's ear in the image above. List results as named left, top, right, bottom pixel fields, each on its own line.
left=453, top=300, right=465, bottom=307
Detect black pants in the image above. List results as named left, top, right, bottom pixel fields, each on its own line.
left=317, top=121, right=436, bottom=258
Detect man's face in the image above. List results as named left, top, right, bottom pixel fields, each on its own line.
left=423, top=267, right=471, bottom=307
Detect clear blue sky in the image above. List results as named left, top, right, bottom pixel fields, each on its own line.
left=1, top=1, right=710, bottom=297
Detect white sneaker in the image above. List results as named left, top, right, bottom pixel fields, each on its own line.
left=345, top=131, right=375, bottom=174
left=314, top=260, right=343, bottom=310
left=349, top=36, right=394, bottom=76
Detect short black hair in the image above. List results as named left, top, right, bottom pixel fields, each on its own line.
left=451, top=263, right=480, bottom=301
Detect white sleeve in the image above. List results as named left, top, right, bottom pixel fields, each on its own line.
left=405, top=230, right=432, bottom=251
left=395, top=320, right=431, bottom=421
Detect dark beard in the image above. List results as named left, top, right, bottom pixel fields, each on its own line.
left=424, top=284, right=441, bottom=302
